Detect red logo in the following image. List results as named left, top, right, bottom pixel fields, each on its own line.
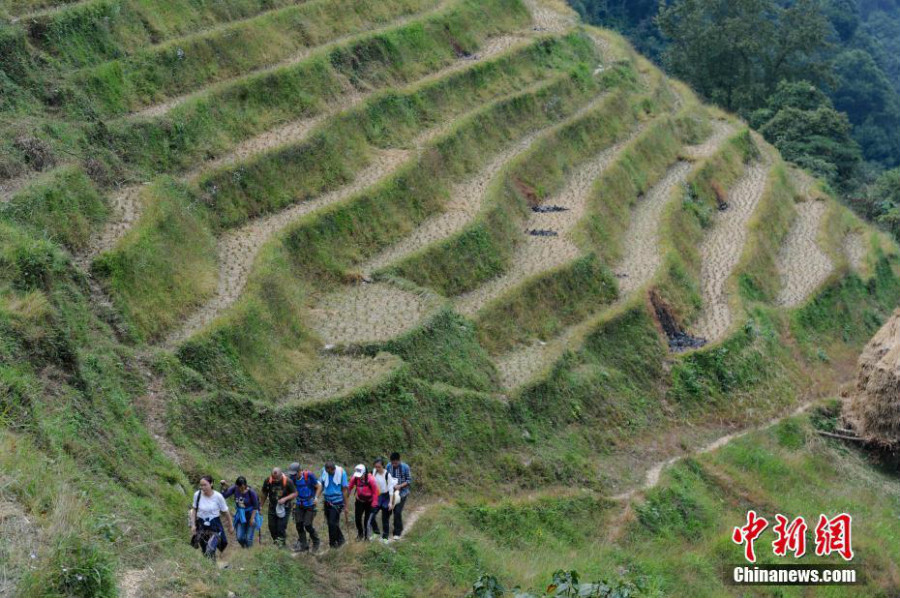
left=733, top=512, right=853, bottom=562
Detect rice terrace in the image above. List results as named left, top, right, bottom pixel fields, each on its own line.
left=2, top=0, right=900, bottom=596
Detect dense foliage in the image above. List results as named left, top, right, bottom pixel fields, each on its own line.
left=568, top=0, right=900, bottom=189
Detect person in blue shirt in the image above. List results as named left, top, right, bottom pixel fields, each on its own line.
left=316, top=460, right=350, bottom=549
left=220, top=476, right=259, bottom=548
left=386, top=452, right=413, bottom=540
left=287, top=462, right=322, bottom=553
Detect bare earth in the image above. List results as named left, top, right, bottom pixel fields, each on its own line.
left=165, top=148, right=412, bottom=346
left=455, top=122, right=648, bottom=317
left=364, top=92, right=613, bottom=276
left=844, top=232, right=867, bottom=272
left=776, top=200, right=833, bottom=307
left=692, top=162, right=769, bottom=342
left=308, top=283, right=440, bottom=346
left=283, top=354, right=403, bottom=405
left=495, top=122, right=735, bottom=389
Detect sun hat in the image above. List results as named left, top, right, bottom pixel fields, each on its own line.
left=352, top=464, right=366, bottom=478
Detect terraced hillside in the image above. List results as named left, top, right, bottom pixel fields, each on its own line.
left=2, top=0, right=900, bottom=597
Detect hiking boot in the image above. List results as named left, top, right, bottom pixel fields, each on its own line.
left=291, top=541, right=303, bottom=552
left=381, top=537, right=390, bottom=545
left=393, top=535, right=402, bottom=541
left=311, top=542, right=320, bottom=554
left=356, top=534, right=364, bottom=542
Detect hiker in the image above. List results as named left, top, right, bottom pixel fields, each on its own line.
left=260, top=467, right=298, bottom=547
left=348, top=464, right=379, bottom=541
left=316, top=460, right=350, bottom=549
left=371, top=457, right=396, bottom=542
left=386, top=452, right=412, bottom=540
left=287, top=462, right=322, bottom=553
left=190, top=475, right=234, bottom=559
left=220, top=476, right=259, bottom=548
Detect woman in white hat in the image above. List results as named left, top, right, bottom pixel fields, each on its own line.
left=348, top=464, right=379, bottom=541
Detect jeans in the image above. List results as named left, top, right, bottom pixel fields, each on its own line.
left=391, top=495, right=407, bottom=537
left=324, top=502, right=345, bottom=548
left=233, top=509, right=256, bottom=548
left=294, top=505, right=320, bottom=550
left=268, top=507, right=291, bottom=546
left=354, top=498, right=376, bottom=539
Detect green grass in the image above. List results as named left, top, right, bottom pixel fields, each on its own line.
left=92, top=178, right=218, bottom=342
left=95, top=34, right=597, bottom=345
left=5, top=10, right=900, bottom=598
left=736, top=159, right=798, bottom=303
left=0, top=165, right=107, bottom=251
left=16, top=0, right=307, bottom=68
left=388, top=76, right=648, bottom=297
left=475, top=254, right=618, bottom=354
left=653, top=128, right=759, bottom=326
left=69, top=0, right=441, bottom=116
left=178, top=67, right=605, bottom=397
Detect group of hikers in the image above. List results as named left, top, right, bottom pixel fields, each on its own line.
left=189, top=453, right=412, bottom=559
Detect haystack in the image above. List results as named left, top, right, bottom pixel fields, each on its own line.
left=846, top=309, right=900, bottom=445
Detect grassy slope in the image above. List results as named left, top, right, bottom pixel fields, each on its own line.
left=3, top=2, right=900, bottom=597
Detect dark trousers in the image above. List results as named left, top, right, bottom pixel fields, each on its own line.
left=391, top=495, right=407, bottom=537
left=197, top=517, right=227, bottom=557
left=294, top=505, right=320, bottom=550
left=324, top=502, right=345, bottom=548
left=354, top=499, right=376, bottom=539
left=375, top=493, right=391, bottom=539
left=268, top=508, right=290, bottom=545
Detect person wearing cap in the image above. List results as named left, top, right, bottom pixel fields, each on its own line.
left=316, top=460, right=350, bottom=548
left=386, top=452, right=412, bottom=540
left=287, top=462, right=321, bottom=553
left=220, top=476, right=260, bottom=548
left=348, top=464, right=379, bottom=541
left=260, top=467, right=297, bottom=547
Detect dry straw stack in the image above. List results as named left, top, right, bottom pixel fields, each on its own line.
left=847, top=309, right=900, bottom=446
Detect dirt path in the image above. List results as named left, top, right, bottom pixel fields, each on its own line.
left=494, top=122, right=735, bottom=390
left=363, top=92, right=611, bottom=277
left=131, top=2, right=450, bottom=120
left=776, top=200, right=833, bottom=307
left=844, top=233, right=867, bottom=273
left=691, top=161, right=770, bottom=343
left=612, top=402, right=814, bottom=502
left=454, top=122, right=648, bottom=317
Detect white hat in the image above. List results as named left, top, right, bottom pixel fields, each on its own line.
left=352, top=464, right=365, bottom=478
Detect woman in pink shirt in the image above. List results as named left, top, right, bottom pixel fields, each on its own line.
left=349, top=464, right=380, bottom=541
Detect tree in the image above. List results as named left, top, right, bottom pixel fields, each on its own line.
left=757, top=81, right=862, bottom=186
left=657, top=0, right=833, bottom=113
left=830, top=49, right=900, bottom=166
